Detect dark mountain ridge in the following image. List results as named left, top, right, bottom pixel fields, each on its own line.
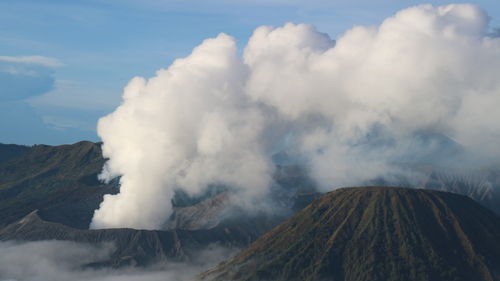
left=1, top=141, right=500, bottom=275
left=202, top=187, right=500, bottom=281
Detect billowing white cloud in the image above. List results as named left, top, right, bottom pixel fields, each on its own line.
left=92, top=4, right=500, bottom=230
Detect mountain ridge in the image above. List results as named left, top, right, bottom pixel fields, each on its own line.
left=0, top=208, right=269, bottom=267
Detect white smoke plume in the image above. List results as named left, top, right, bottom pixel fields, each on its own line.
left=92, top=35, right=273, bottom=229
left=92, top=4, right=500, bottom=229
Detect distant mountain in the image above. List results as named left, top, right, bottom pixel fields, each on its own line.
left=202, top=187, right=500, bottom=281
left=0, top=141, right=118, bottom=229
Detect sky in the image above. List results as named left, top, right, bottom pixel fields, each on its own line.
left=1, top=0, right=499, bottom=145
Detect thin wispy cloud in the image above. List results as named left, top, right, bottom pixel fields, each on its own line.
left=0, top=56, right=63, bottom=68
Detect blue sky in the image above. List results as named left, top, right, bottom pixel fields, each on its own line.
left=1, top=0, right=499, bottom=145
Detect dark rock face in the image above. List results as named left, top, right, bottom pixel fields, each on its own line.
left=202, top=187, right=500, bottom=281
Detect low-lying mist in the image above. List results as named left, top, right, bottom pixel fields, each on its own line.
left=0, top=241, right=236, bottom=281
left=91, top=4, right=500, bottom=230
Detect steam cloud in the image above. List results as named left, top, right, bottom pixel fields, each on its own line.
left=91, top=4, right=500, bottom=229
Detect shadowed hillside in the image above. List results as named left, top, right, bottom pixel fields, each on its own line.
left=0, top=141, right=118, bottom=229
left=0, top=143, right=29, bottom=163
left=202, top=187, right=500, bottom=281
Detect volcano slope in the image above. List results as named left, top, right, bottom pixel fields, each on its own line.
left=202, top=187, right=500, bottom=281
